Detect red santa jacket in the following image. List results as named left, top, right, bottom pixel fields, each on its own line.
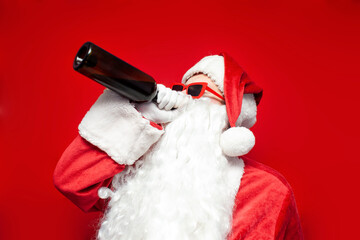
left=53, top=89, right=303, bottom=240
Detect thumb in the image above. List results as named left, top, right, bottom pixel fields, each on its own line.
left=154, top=108, right=181, bottom=123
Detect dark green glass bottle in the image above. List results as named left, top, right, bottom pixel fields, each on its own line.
left=73, top=42, right=157, bottom=102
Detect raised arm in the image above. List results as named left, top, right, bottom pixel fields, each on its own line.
left=54, top=89, right=164, bottom=212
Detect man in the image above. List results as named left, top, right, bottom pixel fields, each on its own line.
left=54, top=53, right=303, bottom=239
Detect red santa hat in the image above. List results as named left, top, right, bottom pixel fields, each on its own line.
left=182, top=53, right=263, bottom=157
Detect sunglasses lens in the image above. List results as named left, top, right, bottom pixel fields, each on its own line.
left=187, top=85, right=203, bottom=97
left=172, top=85, right=184, bottom=91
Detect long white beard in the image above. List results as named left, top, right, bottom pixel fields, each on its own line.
left=98, top=99, right=244, bottom=240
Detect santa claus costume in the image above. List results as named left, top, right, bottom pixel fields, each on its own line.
left=54, top=53, right=303, bottom=240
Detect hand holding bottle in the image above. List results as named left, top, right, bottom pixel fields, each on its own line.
left=135, top=84, right=191, bottom=123
left=156, top=84, right=191, bottom=110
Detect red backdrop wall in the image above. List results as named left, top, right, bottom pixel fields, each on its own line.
left=1, top=0, right=359, bottom=239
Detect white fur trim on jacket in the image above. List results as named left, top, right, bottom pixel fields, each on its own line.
left=181, top=55, right=225, bottom=93
left=78, top=89, right=164, bottom=165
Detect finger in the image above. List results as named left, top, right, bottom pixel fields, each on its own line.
left=164, top=91, right=178, bottom=111
left=156, top=85, right=166, bottom=104
left=156, top=108, right=179, bottom=123
left=155, top=111, right=172, bottom=123
left=174, top=92, right=189, bottom=108
left=158, top=88, right=171, bottom=109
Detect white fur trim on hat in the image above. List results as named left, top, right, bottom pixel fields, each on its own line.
left=182, top=55, right=225, bottom=93
left=236, top=94, right=257, bottom=128
left=220, top=127, right=255, bottom=157
left=220, top=94, right=257, bottom=157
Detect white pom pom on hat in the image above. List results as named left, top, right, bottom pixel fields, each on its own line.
left=182, top=53, right=263, bottom=157
left=220, top=127, right=255, bottom=157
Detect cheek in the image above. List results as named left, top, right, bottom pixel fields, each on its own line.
left=202, top=92, right=225, bottom=105
left=202, top=92, right=213, bottom=98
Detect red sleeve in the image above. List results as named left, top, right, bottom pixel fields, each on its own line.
left=275, top=190, right=304, bottom=240
left=53, top=135, right=125, bottom=212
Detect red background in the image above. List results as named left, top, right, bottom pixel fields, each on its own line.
left=1, top=0, right=359, bottom=239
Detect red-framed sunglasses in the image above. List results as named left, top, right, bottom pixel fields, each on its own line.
left=171, top=82, right=225, bottom=100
